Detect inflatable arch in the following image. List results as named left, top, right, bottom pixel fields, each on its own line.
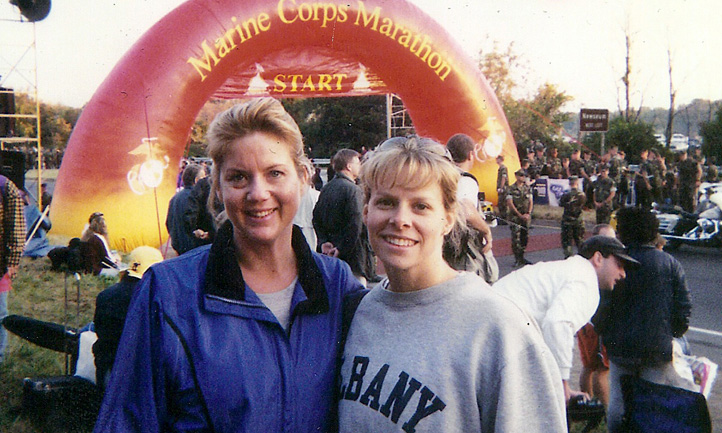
left=51, top=0, right=519, bottom=251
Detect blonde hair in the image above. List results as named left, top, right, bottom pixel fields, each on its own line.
left=360, top=136, right=460, bottom=213
left=206, top=98, right=311, bottom=210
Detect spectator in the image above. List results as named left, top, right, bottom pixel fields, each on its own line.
left=493, top=235, right=638, bottom=403
left=313, top=148, right=375, bottom=284
left=339, top=136, right=567, bottom=432
left=165, top=163, right=204, bottom=255
left=93, top=97, right=363, bottom=432
left=594, top=207, right=692, bottom=432
left=80, top=212, right=121, bottom=275
left=92, top=246, right=163, bottom=389
left=0, top=174, right=25, bottom=365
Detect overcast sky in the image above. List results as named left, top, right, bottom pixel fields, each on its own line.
left=1, top=0, right=720, bottom=112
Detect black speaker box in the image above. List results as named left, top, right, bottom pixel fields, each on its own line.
left=0, top=150, right=25, bottom=190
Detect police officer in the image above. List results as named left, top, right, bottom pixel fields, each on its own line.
left=560, top=176, right=587, bottom=258
left=506, top=169, right=533, bottom=267
left=593, top=164, right=616, bottom=224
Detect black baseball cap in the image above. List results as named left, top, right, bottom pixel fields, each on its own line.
left=514, top=169, right=528, bottom=177
left=580, top=235, right=640, bottom=269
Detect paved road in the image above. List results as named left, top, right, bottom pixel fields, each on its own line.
left=490, top=220, right=722, bottom=431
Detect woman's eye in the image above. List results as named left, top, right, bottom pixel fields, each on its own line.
left=414, top=203, right=430, bottom=211
left=269, top=170, right=284, bottom=178
left=375, top=198, right=394, bottom=208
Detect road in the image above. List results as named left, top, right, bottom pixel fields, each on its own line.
left=490, top=220, right=722, bottom=431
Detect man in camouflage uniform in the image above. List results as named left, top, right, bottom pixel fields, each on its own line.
left=677, top=151, right=702, bottom=213
left=496, top=155, right=509, bottom=222
left=506, top=169, right=533, bottom=267
left=568, top=148, right=585, bottom=177
left=544, top=147, right=564, bottom=179
left=581, top=150, right=596, bottom=209
left=532, top=144, right=546, bottom=178
left=593, top=164, right=616, bottom=224
left=560, top=176, right=587, bottom=258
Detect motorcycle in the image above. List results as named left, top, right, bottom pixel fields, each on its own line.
left=654, top=183, right=722, bottom=250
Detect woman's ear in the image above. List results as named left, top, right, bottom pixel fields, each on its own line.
left=443, top=210, right=457, bottom=237
left=362, top=203, right=369, bottom=225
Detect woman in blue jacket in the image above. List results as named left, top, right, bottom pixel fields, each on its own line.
left=94, top=98, right=364, bottom=432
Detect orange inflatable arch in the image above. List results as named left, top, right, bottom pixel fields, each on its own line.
left=51, top=0, right=519, bottom=251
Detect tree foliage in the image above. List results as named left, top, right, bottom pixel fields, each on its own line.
left=700, top=105, right=722, bottom=163
left=12, top=93, right=81, bottom=151
left=283, top=96, right=386, bottom=158
left=582, top=116, right=658, bottom=163
left=477, top=44, right=572, bottom=154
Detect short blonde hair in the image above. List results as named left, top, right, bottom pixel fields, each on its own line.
left=206, top=98, right=311, bottom=209
left=360, top=136, right=460, bottom=213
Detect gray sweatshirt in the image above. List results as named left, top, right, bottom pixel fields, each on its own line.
left=338, top=272, right=567, bottom=433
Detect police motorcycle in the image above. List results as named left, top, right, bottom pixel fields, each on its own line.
left=654, top=182, right=722, bottom=250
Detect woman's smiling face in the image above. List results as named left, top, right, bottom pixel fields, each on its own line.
left=218, top=131, right=305, bottom=246
left=364, top=181, right=454, bottom=279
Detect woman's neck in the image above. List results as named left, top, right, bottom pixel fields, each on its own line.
left=384, top=262, right=458, bottom=293
left=234, top=233, right=298, bottom=294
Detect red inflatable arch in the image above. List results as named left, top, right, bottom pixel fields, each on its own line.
left=51, top=0, right=519, bottom=251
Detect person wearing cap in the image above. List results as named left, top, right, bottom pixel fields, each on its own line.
left=506, top=168, right=533, bottom=267
left=559, top=176, right=586, bottom=258
left=92, top=246, right=164, bottom=389
left=592, top=207, right=692, bottom=432
left=493, top=235, right=639, bottom=404
left=592, top=163, right=616, bottom=224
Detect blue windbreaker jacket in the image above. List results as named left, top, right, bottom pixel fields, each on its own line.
left=93, top=222, right=363, bottom=432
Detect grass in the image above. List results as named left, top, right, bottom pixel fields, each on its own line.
left=0, top=257, right=113, bottom=433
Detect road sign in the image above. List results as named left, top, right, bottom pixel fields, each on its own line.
left=579, top=109, right=609, bottom=132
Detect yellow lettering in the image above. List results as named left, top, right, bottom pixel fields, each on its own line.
left=338, top=4, right=348, bottom=22
left=302, top=75, right=316, bottom=92
left=321, top=4, right=337, bottom=28
left=257, top=13, right=270, bottom=31
left=273, top=75, right=287, bottom=92
left=435, top=61, right=451, bottom=81
left=223, top=28, right=238, bottom=50
left=413, top=35, right=432, bottom=62
left=231, top=17, right=248, bottom=43
left=378, top=17, right=393, bottom=37
left=278, top=0, right=298, bottom=24
left=397, top=29, right=412, bottom=47
left=187, top=40, right=220, bottom=81
left=318, top=74, right=333, bottom=91
left=289, top=74, right=303, bottom=91
left=298, top=3, right=313, bottom=21
left=215, top=36, right=233, bottom=58
left=354, top=1, right=381, bottom=30
left=333, top=73, right=347, bottom=90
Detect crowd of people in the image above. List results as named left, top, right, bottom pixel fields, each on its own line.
left=0, top=97, right=712, bottom=432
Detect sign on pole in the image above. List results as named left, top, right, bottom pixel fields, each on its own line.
left=579, top=109, right=609, bottom=132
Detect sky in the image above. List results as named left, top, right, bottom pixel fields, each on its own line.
left=1, top=0, right=720, bottom=112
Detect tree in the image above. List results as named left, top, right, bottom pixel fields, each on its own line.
left=700, top=105, right=722, bottom=163
left=477, top=43, right=572, bottom=154
left=283, top=96, right=386, bottom=158
left=599, top=116, right=658, bottom=162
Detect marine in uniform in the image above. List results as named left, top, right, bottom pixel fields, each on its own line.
left=593, top=164, right=616, bottom=224
left=506, top=169, right=533, bottom=267
left=560, top=176, right=587, bottom=258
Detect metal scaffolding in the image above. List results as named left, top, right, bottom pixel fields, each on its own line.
left=1, top=4, right=43, bottom=206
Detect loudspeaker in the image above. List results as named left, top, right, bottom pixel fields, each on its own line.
left=9, top=0, right=51, bottom=22
left=0, top=88, right=15, bottom=137
left=0, top=150, right=25, bottom=190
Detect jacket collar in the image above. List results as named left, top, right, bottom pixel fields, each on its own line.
left=203, top=220, right=329, bottom=315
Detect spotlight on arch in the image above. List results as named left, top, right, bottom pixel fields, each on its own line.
left=9, top=0, right=51, bottom=22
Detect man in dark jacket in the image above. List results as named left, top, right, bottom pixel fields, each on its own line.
left=594, top=206, right=692, bottom=432
left=93, top=246, right=163, bottom=388
left=313, top=148, right=374, bottom=284
left=166, top=164, right=203, bottom=255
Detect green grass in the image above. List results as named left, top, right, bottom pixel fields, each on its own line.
left=0, top=257, right=113, bottom=432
